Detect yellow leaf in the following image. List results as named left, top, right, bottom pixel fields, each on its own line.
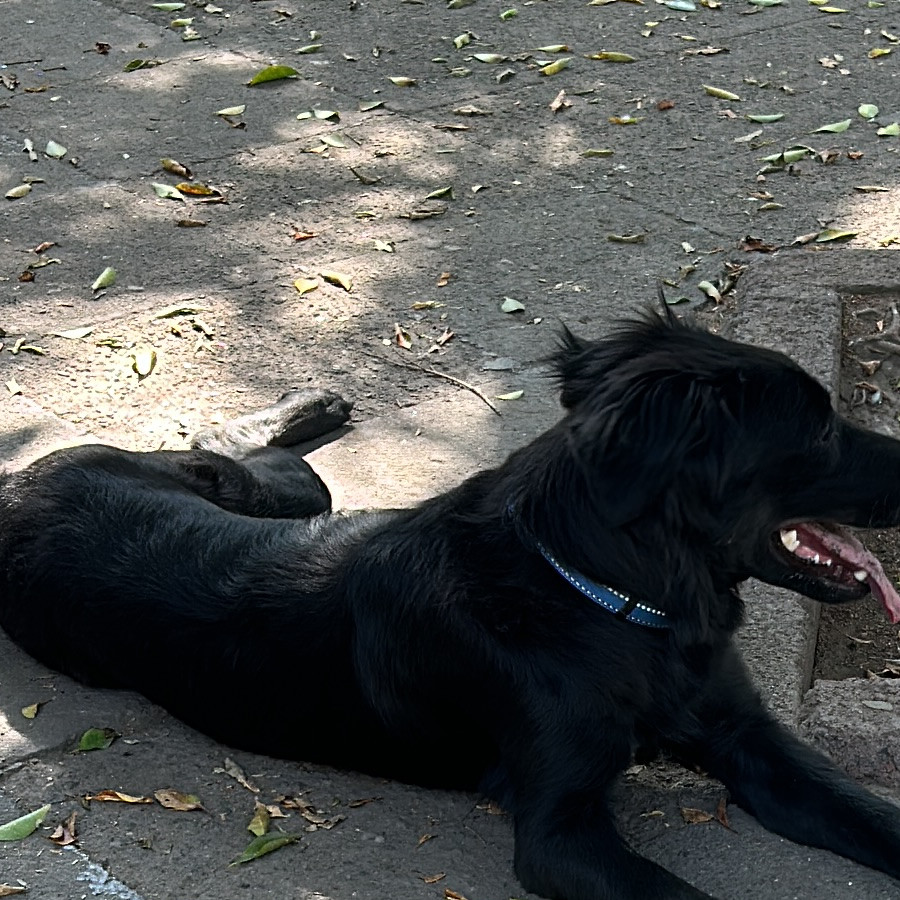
left=321, top=270, right=353, bottom=291
left=539, top=58, right=571, bottom=76
left=293, top=278, right=319, bottom=295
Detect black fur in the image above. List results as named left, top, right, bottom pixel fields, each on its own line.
left=3, top=312, right=900, bottom=899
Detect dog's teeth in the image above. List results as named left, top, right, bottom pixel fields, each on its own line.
left=780, top=529, right=800, bottom=553
left=824, top=559, right=833, bottom=567
left=812, top=553, right=820, bottom=565
left=853, top=569, right=869, bottom=582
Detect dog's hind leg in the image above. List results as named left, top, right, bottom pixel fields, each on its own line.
left=191, top=388, right=352, bottom=460
left=176, top=388, right=353, bottom=517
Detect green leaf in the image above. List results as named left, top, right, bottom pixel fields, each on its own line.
left=90, top=267, right=117, bottom=292
left=500, top=297, right=525, bottom=313
left=247, top=65, right=299, bottom=86
left=500, top=8, right=518, bottom=18
left=151, top=2, right=185, bottom=9
left=216, top=105, right=246, bottom=117
left=496, top=390, right=524, bottom=401
left=816, top=228, right=857, bottom=243
left=453, top=33, right=471, bottom=49
left=45, top=140, right=67, bottom=159
left=877, top=122, right=900, bottom=136
left=77, top=727, right=118, bottom=750
left=0, top=805, right=51, bottom=842
left=813, top=118, right=851, bottom=133
left=152, top=182, right=185, bottom=200
left=746, top=113, right=784, bottom=123
left=858, top=104, right=879, bottom=119
left=229, top=833, right=299, bottom=866
left=359, top=100, right=384, bottom=111
left=424, top=186, right=453, bottom=200
left=296, top=44, right=322, bottom=54
left=581, top=148, right=614, bottom=157
left=472, top=53, right=506, bottom=63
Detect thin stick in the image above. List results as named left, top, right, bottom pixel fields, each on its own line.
left=362, top=349, right=501, bottom=416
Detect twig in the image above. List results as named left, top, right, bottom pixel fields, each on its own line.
left=362, top=349, right=501, bottom=415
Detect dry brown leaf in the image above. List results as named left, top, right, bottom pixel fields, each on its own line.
left=680, top=807, right=714, bottom=825
left=549, top=89, right=571, bottom=112
left=0, top=885, right=27, bottom=897
left=49, top=811, right=77, bottom=846
left=347, top=797, right=381, bottom=808
left=423, top=873, right=446, bottom=884
left=214, top=758, right=259, bottom=793
left=86, top=791, right=153, bottom=804
left=657, top=99, right=675, bottom=110
left=417, top=832, right=436, bottom=847
left=437, top=271, right=451, bottom=287
left=445, top=890, right=469, bottom=900
left=394, top=324, right=413, bottom=350
left=715, top=796, right=731, bottom=830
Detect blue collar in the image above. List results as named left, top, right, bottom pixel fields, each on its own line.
left=536, top=542, right=669, bottom=629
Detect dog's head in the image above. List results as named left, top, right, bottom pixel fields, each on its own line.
left=537, top=310, right=900, bottom=629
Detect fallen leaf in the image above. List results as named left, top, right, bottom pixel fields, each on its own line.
left=657, top=99, right=675, bottom=110
left=681, top=807, right=714, bottom=825
left=214, top=758, right=259, bottom=793
left=229, top=833, right=299, bottom=866
left=45, top=140, right=67, bottom=159
left=697, top=281, right=723, bottom=303
left=293, top=278, right=319, bottom=295
left=131, top=347, right=158, bottom=377
left=471, top=53, right=506, bottom=64
left=0, top=885, right=27, bottom=896
left=869, top=47, right=892, bottom=59
left=586, top=51, right=636, bottom=62
left=714, top=796, right=731, bottom=830
left=500, top=297, right=525, bottom=313
left=739, top=236, right=777, bottom=252
left=154, top=790, right=203, bottom=811
left=746, top=113, right=783, bottom=123
left=607, top=233, right=645, bottom=243
left=816, top=228, right=857, bottom=243
left=176, top=218, right=207, bottom=227
left=496, top=390, right=524, bottom=401
left=581, top=148, right=615, bottom=157
left=608, top=115, right=642, bottom=125
left=6, top=379, right=23, bottom=396
left=813, top=119, right=851, bottom=133
left=0, top=805, right=51, bottom=842
left=861, top=699, right=893, bottom=710
left=151, top=2, right=186, bottom=9
left=5, top=184, right=32, bottom=200
left=150, top=303, right=209, bottom=319
left=388, top=76, right=417, bottom=86
left=437, top=271, right=451, bottom=287
left=321, top=270, right=353, bottom=291
left=858, top=104, right=879, bottom=120
left=49, top=812, right=77, bottom=847
left=216, top=104, right=246, bottom=117
left=539, top=58, right=571, bottom=76
left=417, top=832, right=436, bottom=847
left=877, top=123, right=900, bottom=136
left=151, top=182, right=185, bottom=200
left=444, top=890, right=470, bottom=900
left=247, top=65, right=298, bottom=86
left=549, top=90, right=570, bottom=112
left=77, top=727, right=117, bottom=751
left=855, top=185, right=889, bottom=193
left=703, top=85, right=740, bottom=101
left=453, top=104, right=491, bottom=116
left=85, top=791, right=153, bottom=804
left=394, top=324, right=413, bottom=349
left=296, top=43, right=323, bottom=54
left=91, top=266, right=116, bottom=292
left=31, top=240, right=56, bottom=253
left=423, top=873, right=446, bottom=884
left=20, top=702, right=43, bottom=719
left=292, top=230, right=316, bottom=241
left=247, top=801, right=270, bottom=836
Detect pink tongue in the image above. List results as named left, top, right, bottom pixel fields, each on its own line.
left=799, top=523, right=900, bottom=624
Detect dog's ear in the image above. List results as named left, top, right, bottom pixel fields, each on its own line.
left=553, top=327, right=595, bottom=409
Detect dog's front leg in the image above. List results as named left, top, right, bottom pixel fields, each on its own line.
left=512, top=800, right=714, bottom=900
left=683, top=653, right=900, bottom=881
left=500, top=717, right=714, bottom=900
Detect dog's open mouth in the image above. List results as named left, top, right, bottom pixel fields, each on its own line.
left=776, top=522, right=900, bottom=624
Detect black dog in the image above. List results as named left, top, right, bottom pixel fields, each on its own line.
left=2, top=311, right=900, bottom=899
